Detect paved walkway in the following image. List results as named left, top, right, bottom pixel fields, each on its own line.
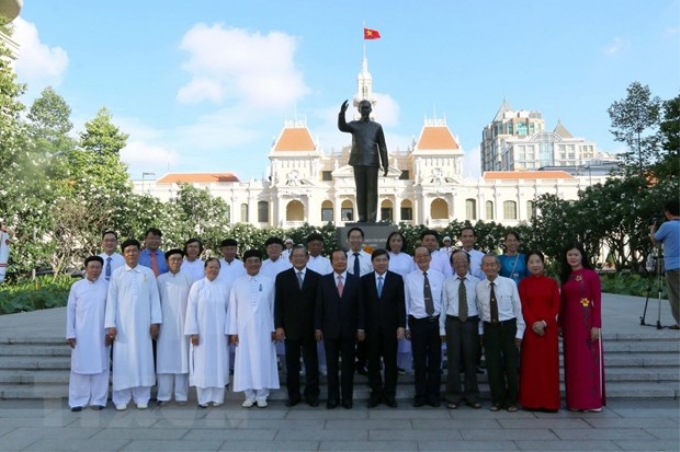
left=0, top=293, right=678, bottom=451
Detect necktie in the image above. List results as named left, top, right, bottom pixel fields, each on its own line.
left=150, top=252, right=159, bottom=277
left=423, top=271, right=434, bottom=316
left=377, top=275, right=384, bottom=298
left=337, top=274, right=344, bottom=297
left=105, top=256, right=112, bottom=281
left=353, top=252, right=360, bottom=276
left=297, top=271, right=304, bottom=289
left=490, top=281, right=499, bottom=323
left=458, top=277, right=468, bottom=322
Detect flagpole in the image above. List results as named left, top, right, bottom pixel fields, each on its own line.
left=362, top=21, right=366, bottom=60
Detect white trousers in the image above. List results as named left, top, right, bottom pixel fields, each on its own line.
left=68, top=371, right=109, bottom=408
left=196, top=387, right=225, bottom=405
left=244, top=388, right=270, bottom=402
left=112, top=386, right=151, bottom=406
left=157, top=373, right=189, bottom=402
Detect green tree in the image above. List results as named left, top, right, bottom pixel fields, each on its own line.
left=654, top=94, right=680, bottom=178
left=608, top=82, right=661, bottom=176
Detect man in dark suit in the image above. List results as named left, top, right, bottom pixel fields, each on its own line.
left=315, top=250, right=365, bottom=409
left=361, top=249, right=406, bottom=408
left=275, top=245, right=321, bottom=408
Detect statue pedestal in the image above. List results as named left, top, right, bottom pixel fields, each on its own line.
left=336, top=223, right=398, bottom=253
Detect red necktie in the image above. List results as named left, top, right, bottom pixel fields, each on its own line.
left=150, top=252, right=159, bottom=277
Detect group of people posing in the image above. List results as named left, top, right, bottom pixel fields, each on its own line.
left=65, top=226, right=606, bottom=413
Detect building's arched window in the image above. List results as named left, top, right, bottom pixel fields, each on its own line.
left=321, top=200, right=333, bottom=223
left=400, top=200, right=413, bottom=221
left=286, top=200, right=304, bottom=222
left=503, top=200, right=517, bottom=220
left=430, top=198, right=448, bottom=220
left=341, top=200, right=354, bottom=222
left=380, top=199, right=393, bottom=222
left=465, top=199, right=477, bottom=220
left=257, top=201, right=269, bottom=223
left=486, top=200, right=494, bottom=220
left=240, top=203, right=248, bottom=223
left=527, top=200, right=536, bottom=219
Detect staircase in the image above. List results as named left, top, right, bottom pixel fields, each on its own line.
left=0, top=332, right=677, bottom=401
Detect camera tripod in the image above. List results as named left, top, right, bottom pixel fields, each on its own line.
left=639, top=245, right=667, bottom=329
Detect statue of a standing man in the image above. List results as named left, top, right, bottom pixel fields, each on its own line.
left=338, top=99, right=388, bottom=223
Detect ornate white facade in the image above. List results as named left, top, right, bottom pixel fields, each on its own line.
left=135, top=59, right=609, bottom=230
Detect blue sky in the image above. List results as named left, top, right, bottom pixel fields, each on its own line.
left=12, top=0, right=680, bottom=180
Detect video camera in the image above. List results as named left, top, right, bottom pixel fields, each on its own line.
left=647, top=211, right=665, bottom=226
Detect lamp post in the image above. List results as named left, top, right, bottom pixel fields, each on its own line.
left=142, top=172, right=156, bottom=194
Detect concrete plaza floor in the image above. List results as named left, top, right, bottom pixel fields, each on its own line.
left=0, top=292, right=678, bottom=451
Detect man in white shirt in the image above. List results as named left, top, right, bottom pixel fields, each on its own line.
left=260, top=237, right=292, bottom=279
left=441, top=236, right=454, bottom=258
left=346, top=227, right=372, bottom=375
left=459, top=227, right=485, bottom=280
left=99, top=230, right=125, bottom=282
left=105, top=239, right=162, bottom=411
left=180, top=238, right=204, bottom=282
left=217, top=238, right=247, bottom=286
left=282, top=238, right=294, bottom=260
left=476, top=253, right=525, bottom=412
left=440, top=250, right=481, bottom=409
left=405, top=246, right=445, bottom=408
left=306, top=232, right=332, bottom=276
left=66, top=255, right=109, bottom=411
left=227, top=249, right=280, bottom=408
left=156, top=249, right=193, bottom=405
left=420, top=230, right=452, bottom=277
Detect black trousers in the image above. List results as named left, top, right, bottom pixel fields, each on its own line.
left=409, top=316, right=441, bottom=402
left=352, top=165, right=379, bottom=222
left=324, top=336, right=356, bottom=403
left=284, top=337, right=319, bottom=400
left=445, top=315, right=480, bottom=404
left=366, top=329, right=398, bottom=399
left=483, top=319, right=519, bottom=407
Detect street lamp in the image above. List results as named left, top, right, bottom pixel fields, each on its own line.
left=142, top=172, right=156, bottom=194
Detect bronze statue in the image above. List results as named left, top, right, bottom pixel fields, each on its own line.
left=338, top=99, right=388, bottom=223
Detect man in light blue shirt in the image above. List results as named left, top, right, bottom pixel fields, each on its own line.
left=651, top=199, right=680, bottom=329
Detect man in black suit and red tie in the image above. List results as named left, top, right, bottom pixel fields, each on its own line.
left=275, top=245, right=321, bottom=408
left=361, top=249, right=406, bottom=408
left=315, top=250, right=365, bottom=409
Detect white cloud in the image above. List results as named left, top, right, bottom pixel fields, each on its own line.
left=177, top=23, right=308, bottom=109
left=12, top=18, right=69, bottom=86
left=463, top=145, right=481, bottom=178
left=601, top=37, right=629, bottom=56
left=120, top=141, right=180, bottom=169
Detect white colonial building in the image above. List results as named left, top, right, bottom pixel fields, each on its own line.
left=135, top=58, right=610, bottom=230
left=0, top=0, right=21, bottom=63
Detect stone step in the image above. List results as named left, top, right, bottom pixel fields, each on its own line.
left=0, top=344, right=71, bottom=357
left=2, top=380, right=678, bottom=401
left=0, top=357, right=70, bottom=371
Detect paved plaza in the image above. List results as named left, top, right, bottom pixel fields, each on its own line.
left=0, top=293, right=678, bottom=451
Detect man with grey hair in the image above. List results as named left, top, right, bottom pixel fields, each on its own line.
left=338, top=99, right=388, bottom=223
left=476, top=253, right=525, bottom=412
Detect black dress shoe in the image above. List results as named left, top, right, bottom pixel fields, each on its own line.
left=428, top=400, right=441, bottom=408
left=70, top=406, right=82, bottom=412
left=342, top=400, right=353, bottom=409
left=413, top=397, right=425, bottom=408
left=326, top=400, right=338, bottom=409
left=92, top=405, right=105, bottom=411
left=285, top=396, right=301, bottom=407
left=306, top=397, right=319, bottom=407
left=384, top=397, right=397, bottom=408
left=367, top=397, right=380, bottom=408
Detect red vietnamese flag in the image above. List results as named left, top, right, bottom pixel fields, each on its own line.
left=363, top=28, right=381, bottom=40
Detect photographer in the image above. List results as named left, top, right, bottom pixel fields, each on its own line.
left=650, top=200, right=680, bottom=330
